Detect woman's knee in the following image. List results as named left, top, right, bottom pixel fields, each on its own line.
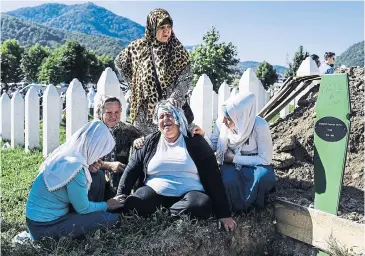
left=177, top=191, right=212, bottom=219
left=258, top=167, right=276, bottom=188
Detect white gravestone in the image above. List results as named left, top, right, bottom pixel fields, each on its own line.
left=11, top=91, right=25, bottom=148
left=0, top=93, right=11, bottom=141
left=25, top=87, right=40, bottom=151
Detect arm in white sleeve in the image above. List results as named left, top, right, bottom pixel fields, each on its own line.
left=233, top=119, right=273, bottom=166
left=203, top=122, right=220, bottom=151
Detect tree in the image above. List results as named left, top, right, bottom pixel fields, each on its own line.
left=1, top=39, right=24, bottom=84
left=37, top=49, right=63, bottom=85
left=285, top=46, right=309, bottom=77
left=256, top=61, right=278, bottom=90
left=86, top=51, right=104, bottom=84
left=38, top=41, right=90, bottom=85
left=21, top=43, right=50, bottom=82
left=190, top=27, right=239, bottom=92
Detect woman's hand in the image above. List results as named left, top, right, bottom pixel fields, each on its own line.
left=224, top=149, right=235, bottom=163
left=108, top=161, right=126, bottom=173
left=133, top=137, right=145, bottom=149
left=218, top=217, right=237, bottom=232
left=190, top=125, right=205, bottom=137
left=106, top=195, right=126, bottom=210
left=89, top=159, right=103, bottom=173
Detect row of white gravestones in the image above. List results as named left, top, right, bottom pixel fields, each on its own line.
left=0, top=67, right=128, bottom=155
left=189, top=70, right=271, bottom=137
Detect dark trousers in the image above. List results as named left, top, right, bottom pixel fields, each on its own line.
left=123, top=186, right=212, bottom=219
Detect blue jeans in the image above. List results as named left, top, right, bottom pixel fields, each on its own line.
left=26, top=211, right=120, bottom=240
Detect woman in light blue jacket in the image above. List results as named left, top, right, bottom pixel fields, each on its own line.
left=25, top=121, right=124, bottom=240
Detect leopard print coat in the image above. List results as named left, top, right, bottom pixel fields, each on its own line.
left=114, top=8, right=192, bottom=135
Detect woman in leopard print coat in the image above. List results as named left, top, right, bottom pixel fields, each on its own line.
left=115, top=8, right=193, bottom=135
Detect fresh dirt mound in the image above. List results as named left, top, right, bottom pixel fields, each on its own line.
left=271, top=67, right=364, bottom=223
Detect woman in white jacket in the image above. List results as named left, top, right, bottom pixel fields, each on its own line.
left=191, top=92, right=276, bottom=212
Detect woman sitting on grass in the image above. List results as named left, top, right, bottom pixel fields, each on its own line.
left=25, top=121, right=124, bottom=241
left=116, top=100, right=236, bottom=232
left=88, top=95, right=143, bottom=200
left=191, top=92, right=276, bottom=212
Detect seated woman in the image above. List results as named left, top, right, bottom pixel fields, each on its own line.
left=25, top=121, right=124, bottom=241
left=117, top=100, right=236, bottom=232
left=89, top=95, right=143, bottom=200
left=191, top=92, right=276, bottom=212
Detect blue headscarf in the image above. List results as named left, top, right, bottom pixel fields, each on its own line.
left=153, top=100, right=188, bottom=136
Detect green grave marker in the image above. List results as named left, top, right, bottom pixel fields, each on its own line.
left=313, top=73, right=351, bottom=215
left=313, top=74, right=351, bottom=256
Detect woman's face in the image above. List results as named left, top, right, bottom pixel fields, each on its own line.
left=102, top=101, right=121, bottom=128
left=223, top=115, right=236, bottom=130
left=158, top=111, right=180, bottom=140
left=156, top=24, right=172, bottom=42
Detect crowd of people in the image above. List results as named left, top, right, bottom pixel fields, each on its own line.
left=23, top=8, right=337, bottom=242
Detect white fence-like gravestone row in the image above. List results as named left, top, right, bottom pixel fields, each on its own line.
left=25, top=86, right=40, bottom=151
left=0, top=93, right=11, bottom=141
left=11, top=91, right=24, bottom=148
left=0, top=66, right=278, bottom=153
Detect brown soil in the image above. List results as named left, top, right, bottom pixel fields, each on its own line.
left=271, top=67, right=364, bottom=223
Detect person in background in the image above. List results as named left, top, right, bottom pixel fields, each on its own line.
left=191, top=93, right=276, bottom=213
left=25, top=121, right=124, bottom=241
left=117, top=100, right=237, bottom=232
left=114, top=8, right=193, bottom=136
left=319, top=52, right=336, bottom=74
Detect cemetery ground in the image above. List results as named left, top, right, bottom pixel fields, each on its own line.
left=1, top=130, right=361, bottom=255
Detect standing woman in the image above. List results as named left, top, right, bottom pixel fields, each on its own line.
left=191, top=93, right=276, bottom=213
left=115, top=8, right=193, bottom=135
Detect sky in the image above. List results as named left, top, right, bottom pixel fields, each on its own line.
left=1, top=1, right=364, bottom=66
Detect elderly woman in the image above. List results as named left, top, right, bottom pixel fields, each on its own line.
left=191, top=93, right=276, bottom=212
left=90, top=95, right=143, bottom=199
left=116, top=100, right=236, bottom=232
left=25, top=121, right=124, bottom=240
left=115, top=8, right=193, bottom=136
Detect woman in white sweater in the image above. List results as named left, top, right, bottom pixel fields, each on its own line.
left=191, top=92, right=276, bottom=212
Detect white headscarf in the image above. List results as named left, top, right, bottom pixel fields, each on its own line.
left=216, top=92, right=256, bottom=165
left=40, top=121, right=115, bottom=192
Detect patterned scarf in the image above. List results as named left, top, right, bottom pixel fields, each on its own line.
left=153, top=100, right=188, bottom=136
left=115, top=8, right=190, bottom=122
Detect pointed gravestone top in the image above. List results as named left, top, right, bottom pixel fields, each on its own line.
left=0, top=93, right=10, bottom=103
left=196, top=74, right=213, bottom=88
left=25, top=86, right=39, bottom=99
left=67, top=78, right=83, bottom=94
left=239, top=68, right=259, bottom=89
left=296, top=57, right=320, bottom=77
left=44, top=84, right=59, bottom=97
left=11, top=90, right=23, bottom=102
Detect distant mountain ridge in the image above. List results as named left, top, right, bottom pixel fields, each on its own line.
left=238, top=61, right=287, bottom=74
left=336, top=41, right=364, bottom=67
left=1, top=14, right=124, bottom=56
left=6, top=2, right=145, bottom=43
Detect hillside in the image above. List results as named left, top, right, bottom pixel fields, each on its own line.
left=238, top=61, right=287, bottom=74
left=6, top=2, right=144, bottom=42
left=1, top=14, right=124, bottom=57
left=336, top=41, right=364, bottom=67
